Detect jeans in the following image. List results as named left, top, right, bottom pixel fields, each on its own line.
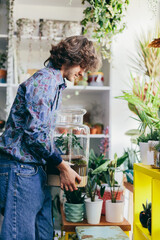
left=0, top=155, right=53, bottom=240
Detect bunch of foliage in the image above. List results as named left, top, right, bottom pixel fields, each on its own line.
left=55, top=133, right=83, bottom=155
left=81, top=0, right=129, bottom=59
left=85, top=175, right=98, bottom=202
left=137, top=129, right=160, bottom=145
left=116, top=75, right=160, bottom=131
left=130, top=25, right=160, bottom=79
left=123, top=148, right=139, bottom=170
left=64, top=188, right=85, bottom=204
left=92, top=152, right=128, bottom=201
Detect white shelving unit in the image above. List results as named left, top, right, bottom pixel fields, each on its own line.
left=0, top=0, right=111, bottom=156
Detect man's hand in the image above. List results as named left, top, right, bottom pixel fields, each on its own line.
left=56, top=160, right=81, bottom=191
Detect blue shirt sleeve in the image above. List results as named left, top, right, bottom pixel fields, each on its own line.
left=23, top=71, right=62, bottom=166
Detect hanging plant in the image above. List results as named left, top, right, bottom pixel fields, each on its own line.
left=81, top=0, right=129, bottom=60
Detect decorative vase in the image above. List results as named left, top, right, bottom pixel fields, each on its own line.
left=139, top=142, right=149, bottom=165
left=105, top=200, right=124, bottom=223
left=16, top=18, right=36, bottom=38
left=85, top=199, right=103, bottom=224
left=64, top=202, right=85, bottom=222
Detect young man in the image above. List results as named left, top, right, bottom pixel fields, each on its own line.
left=0, top=36, right=100, bottom=240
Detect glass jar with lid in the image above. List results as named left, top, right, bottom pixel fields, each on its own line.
left=48, top=108, right=90, bottom=188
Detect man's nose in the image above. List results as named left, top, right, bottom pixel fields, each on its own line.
left=79, top=71, right=84, bottom=77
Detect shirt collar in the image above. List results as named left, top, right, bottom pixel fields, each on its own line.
left=47, top=61, right=67, bottom=90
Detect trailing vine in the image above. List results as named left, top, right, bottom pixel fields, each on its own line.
left=81, top=0, right=129, bottom=60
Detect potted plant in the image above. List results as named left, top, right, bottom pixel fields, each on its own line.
left=81, top=0, right=129, bottom=60
left=93, top=153, right=126, bottom=222
left=0, top=52, right=7, bottom=83
left=64, top=188, right=85, bottom=223
left=137, top=129, right=160, bottom=165
left=84, top=175, right=103, bottom=224
left=92, top=151, right=128, bottom=215
left=139, top=200, right=151, bottom=228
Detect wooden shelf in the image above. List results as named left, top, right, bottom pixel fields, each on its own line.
left=124, top=181, right=133, bottom=193
left=61, top=205, right=131, bottom=232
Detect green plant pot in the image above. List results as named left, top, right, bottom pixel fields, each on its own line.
left=64, top=202, right=85, bottom=222
left=125, top=169, right=133, bottom=184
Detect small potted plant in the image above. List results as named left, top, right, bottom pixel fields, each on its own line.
left=94, top=153, right=125, bottom=223
left=64, top=188, right=85, bottom=223
left=105, top=163, right=124, bottom=223
left=137, top=129, right=160, bottom=165
left=0, top=52, right=7, bottom=83
left=92, top=152, right=128, bottom=215
left=139, top=200, right=151, bottom=228
left=84, top=175, right=103, bottom=224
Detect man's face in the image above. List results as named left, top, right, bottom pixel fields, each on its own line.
left=62, top=65, right=85, bottom=82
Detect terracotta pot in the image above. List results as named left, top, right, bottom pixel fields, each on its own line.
left=57, top=127, right=67, bottom=134
left=90, top=127, right=97, bottom=134
left=0, top=69, right=7, bottom=83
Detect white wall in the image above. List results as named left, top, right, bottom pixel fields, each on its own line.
left=110, top=0, right=158, bottom=158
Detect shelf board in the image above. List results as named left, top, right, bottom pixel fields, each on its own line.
left=13, top=35, right=62, bottom=41
left=3, top=84, right=110, bottom=92
left=66, top=86, right=110, bottom=91
left=0, top=83, right=7, bottom=87
left=134, top=163, right=160, bottom=180
left=124, top=181, right=133, bottom=193
left=89, top=134, right=109, bottom=138
left=61, top=204, right=131, bottom=232
left=136, top=223, right=151, bottom=240
left=0, top=34, right=8, bottom=39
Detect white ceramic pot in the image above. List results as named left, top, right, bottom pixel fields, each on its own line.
left=105, top=200, right=124, bottom=223
left=64, top=22, right=82, bottom=37
left=85, top=199, right=103, bottom=224
left=139, top=142, right=149, bottom=165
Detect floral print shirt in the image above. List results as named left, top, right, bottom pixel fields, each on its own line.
left=0, top=66, right=66, bottom=166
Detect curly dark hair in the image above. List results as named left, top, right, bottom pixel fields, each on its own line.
left=44, top=35, right=101, bottom=72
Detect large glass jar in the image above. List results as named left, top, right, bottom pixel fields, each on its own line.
left=49, top=108, right=90, bottom=187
